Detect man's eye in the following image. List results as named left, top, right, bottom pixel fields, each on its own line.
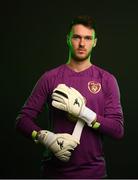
left=85, top=37, right=92, bottom=40
left=73, top=36, right=79, bottom=39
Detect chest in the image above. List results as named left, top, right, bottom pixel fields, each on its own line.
left=52, top=74, right=105, bottom=114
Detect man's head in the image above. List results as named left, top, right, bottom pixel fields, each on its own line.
left=67, top=15, right=97, bottom=62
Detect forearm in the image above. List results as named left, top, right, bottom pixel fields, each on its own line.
left=94, top=75, right=124, bottom=139
left=15, top=99, right=44, bottom=139
left=16, top=74, right=49, bottom=139
left=16, top=113, right=42, bottom=139
left=94, top=113, right=124, bottom=139
left=77, top=101, right=124, bottom=139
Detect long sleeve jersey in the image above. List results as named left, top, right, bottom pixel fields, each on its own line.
left=16, top=64, right=124, bottom=179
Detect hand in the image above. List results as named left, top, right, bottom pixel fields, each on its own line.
left=37, top=130, right=79, bottom=162
left=52, top=84, right=85, bottom=117
left=52, top=84, right=97, bottom=127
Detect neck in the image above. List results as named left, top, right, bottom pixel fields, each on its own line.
left=66, top=58, right=92, bottom=72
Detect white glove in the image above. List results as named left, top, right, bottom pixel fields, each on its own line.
left=36, top=130, right=79, bottom=162
left=52, top=84, right=97, bottom=127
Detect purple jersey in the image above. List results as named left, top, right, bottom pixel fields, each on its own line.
left=16, top=64, right=124, bottom=179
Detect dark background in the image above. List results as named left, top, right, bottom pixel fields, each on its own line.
left=1, top=0, right=138, bottom=178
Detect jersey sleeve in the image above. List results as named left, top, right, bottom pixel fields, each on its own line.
left=15, top=73, right=50, bottom=139
left=96, top=74, right=124, bottom=139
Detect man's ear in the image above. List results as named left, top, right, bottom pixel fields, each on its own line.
left=93, top=38, right=97, bottom=47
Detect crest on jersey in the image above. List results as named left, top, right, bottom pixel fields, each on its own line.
left=88, top=81, right=101, bottom=94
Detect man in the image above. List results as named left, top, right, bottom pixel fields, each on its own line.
left=16, top=15, right=124, bottom=179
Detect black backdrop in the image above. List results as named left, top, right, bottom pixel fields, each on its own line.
left=1, top=0, right=138, bottom=178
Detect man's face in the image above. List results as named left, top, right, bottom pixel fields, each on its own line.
left=67, top=24, right=97, bottom=61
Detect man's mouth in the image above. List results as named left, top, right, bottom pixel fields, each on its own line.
left=77, top=49, right=86, bottom=54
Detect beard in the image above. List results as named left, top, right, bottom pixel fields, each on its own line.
left=71, top=49, right=92, bottom=62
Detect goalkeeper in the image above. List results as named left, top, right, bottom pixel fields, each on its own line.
left=16, top=15, right=124, bottom=179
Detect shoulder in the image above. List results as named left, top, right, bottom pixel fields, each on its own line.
left=92, top=64, right=119, bottom=93
left=92, top=64, right=116, bottom=82
left=32, top=64, right=65, bottom=93
left=35, top=64, right=66, bottom=90
left=39, top=64, right=65, bottom=80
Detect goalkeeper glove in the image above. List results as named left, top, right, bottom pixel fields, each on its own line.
left=52, top=84, right=97, bottom=127
left=32, top=130, right=79, bottom=162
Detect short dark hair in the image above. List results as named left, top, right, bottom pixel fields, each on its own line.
left=67, top=15, right=97, bottom=37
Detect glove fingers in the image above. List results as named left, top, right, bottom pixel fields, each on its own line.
left=49, top=132, right=79, bottom=162
left=56, top=148, right=73, bottom=157
left=70, top=87, right=82, bottom=97
left=52, top=84, right=85, bottom=117
left=52, top=100, right=66, bottom=111
left=53, top=84, right=69, bottom=95
left=56, top=155, right=70, bottom=162
left=52, top=93, right=66, bottom=103
left=60, top=133, right=80, bottom=145
left=53, top=84, right=68, bottom=92
left=53, top=90, right=69, bottom=99
left=55, top=146, right=76, bottom=162
left=55, top=85, right=81, bottom=99
left=69, top=142, right=78, bottom=149
left=55, top=148, right=74, bottom=162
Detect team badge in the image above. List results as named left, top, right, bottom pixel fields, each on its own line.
left=88, top=81, right=101, bottom=94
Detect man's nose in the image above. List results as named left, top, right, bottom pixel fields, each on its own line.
left=79, top=38, right=85, bottom=47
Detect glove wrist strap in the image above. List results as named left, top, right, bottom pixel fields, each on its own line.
left=79, top=106, right=97, bottom=127
left=37, top=130, right=56, bottom=147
